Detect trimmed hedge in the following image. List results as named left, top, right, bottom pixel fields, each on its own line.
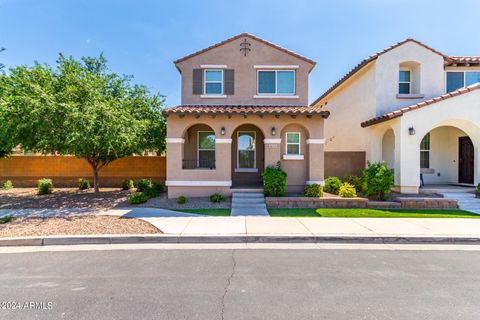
left=262, top=162, right=287, bottom=196
left=304, top=184, right=323, bottom=197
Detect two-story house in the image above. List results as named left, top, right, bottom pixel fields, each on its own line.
left=312, top=39, right=480, bottom=194
left=164, top=33, right=329, bottom=198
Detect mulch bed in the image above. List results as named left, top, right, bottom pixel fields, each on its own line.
left=0, top=188, right=132, bottom=210
left=137, top=193, right=231, bottom=210
left=0, top=215, right=160, bottom=238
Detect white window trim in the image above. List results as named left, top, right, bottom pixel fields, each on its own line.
left=257, top=69, right=295, bottom=96
left=254, top=65, right=299, bottom=69
left=282, top=154, right=304, bottom=160
left=285, top=132, right=301, bottom=155
left=237, top=131, right=256, bottom=169
left=166, top=180, right=232, bottom=187
left=198, top=131, right=215, bottom=168
left=204, top=69, right=223, bottom=96
left=253, top=95, right=299, bottom=99
left=200, top=64, right=227, bottom=68
left=399, top=69, right=411, bottom=94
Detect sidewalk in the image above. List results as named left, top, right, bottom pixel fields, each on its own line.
left=100, top=208, right=480, bottom=238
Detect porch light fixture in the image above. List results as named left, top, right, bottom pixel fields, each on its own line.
left=220, top=127, right=226, bottom=135
left=408, top=127, right=415, bottom=135
left=271, top=127, right=276, bottom=136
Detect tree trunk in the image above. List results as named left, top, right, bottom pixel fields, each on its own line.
left=89, top=162, right=100, bottom=193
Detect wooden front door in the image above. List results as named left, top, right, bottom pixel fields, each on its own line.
left=458, top=136, right=474, bottom=184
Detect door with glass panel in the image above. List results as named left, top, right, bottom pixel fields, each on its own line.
left=237, top=132, right=256, bottom=169
left=232, top=127, right=264, bottom=187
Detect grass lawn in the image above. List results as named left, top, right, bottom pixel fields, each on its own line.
left=175, top=209, right=231, bottom=216
left=268, top=208, right=480, bottom=218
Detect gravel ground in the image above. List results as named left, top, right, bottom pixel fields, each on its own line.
left=0, top=215, right=160, bottom=238
left=0, top=188, right=131, bottom=209
left=136, top=193, right=231, bottom=209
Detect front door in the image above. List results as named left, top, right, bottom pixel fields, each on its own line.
left=458, top=136, right=474, bottom=184
left=231, top=125, right=264, bottom=187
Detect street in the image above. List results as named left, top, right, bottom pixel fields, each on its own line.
left=1, top=246, right=480, bottom=319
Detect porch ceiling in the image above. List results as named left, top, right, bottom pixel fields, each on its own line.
left=163, top=105, right=330, bottom=118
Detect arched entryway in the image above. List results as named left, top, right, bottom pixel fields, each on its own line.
left=231, top=124, right=265, bottom=187
left=382, top=128, right=395, bottom=171
left=182, top=123, right=216, bottom=169
left=419, top=126, right=475, bottom=186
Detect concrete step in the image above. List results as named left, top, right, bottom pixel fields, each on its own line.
left=232, top=192, right=264, bottom=198
left=231, top=208, right=269, bottom=216
left=232, top=198, right=265, bottom=205
left=232, top=204, right=267, bottom=210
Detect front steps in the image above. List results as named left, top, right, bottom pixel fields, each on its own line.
left=441, top=192, right=480, bottom=214
left=230, top=192, right=269, bottom=216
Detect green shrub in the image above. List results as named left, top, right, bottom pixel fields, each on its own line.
left=142, top=186, right=160, bottom=199
left=152, top=182, right=164, bottom=194
left=122, top=179, right=135, bottom=190
left=339, top=182, right=357, bottom=198
left=128, top=192, right=149, bottom=205
left=136, top=178, right=153, bottom=192
left=324, top=176, right=342, bottom=195
left=342, top=175, right=362, bottom=192
left=209, top=192, right=225, bottom=203
left=304, top=184, right=323, bottom=197
left=0, top=215, right=15, bottom=224
left=262, top=162, right=287, bottom=196
left=1, top=180, right=13, bottom=189
left=78, top=178, right=90, bottom=190
left=176, top=196, right=187, bottom=204
left=477, top=183, right=480, bottom=193
left=37, top=178, right=53, bottom=195
left=362, top=161, right=394, bottom=201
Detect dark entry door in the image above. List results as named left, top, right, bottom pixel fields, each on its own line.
left=458, top=136, right=474, bottom=184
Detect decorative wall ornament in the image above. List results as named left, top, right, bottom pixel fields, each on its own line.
left=240, top=38, right=251, bottom=56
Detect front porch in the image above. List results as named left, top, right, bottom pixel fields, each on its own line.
left=163, top=105, right=329, bottom=198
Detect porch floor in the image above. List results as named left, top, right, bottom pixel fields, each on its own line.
left=420, top=184, right=475, bottom=194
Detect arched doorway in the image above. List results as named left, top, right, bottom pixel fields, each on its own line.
left=231, top=124, right=265, bottom=187
left=419, top=126, right=474, bottom=186
left=182, top=123, right=216, bottom=169
left=382, top=128, right=395, bottom=171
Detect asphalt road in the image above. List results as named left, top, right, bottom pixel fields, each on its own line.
left=1, top=247, right=480, bottom=319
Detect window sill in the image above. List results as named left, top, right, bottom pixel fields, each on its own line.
left=253, top=95, right=299, bottom=99
left=200, top=94, right=227, bottom=98
left=396, top=93, right=424, bottom=99
left=282, top=154, right=304, bottom=160
left=234, top=168, right=258, bottom=173
left=420, top=168, right=435, bottom=174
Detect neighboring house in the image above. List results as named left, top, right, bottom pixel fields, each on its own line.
left=163, top=33, right=329, bottom=198
left=312, top=39, right=480, bottom=193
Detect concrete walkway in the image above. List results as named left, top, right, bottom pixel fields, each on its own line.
left=440, top=192, right=480, bottom=214
left=230, top=192, right=269, bottom=216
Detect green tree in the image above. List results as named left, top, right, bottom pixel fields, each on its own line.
left=0, top=47, right=5, bottom=71
left=0, top=54, right=166, bottom=192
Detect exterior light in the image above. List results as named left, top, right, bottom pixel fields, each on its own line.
left=408, top=127, right=415, bottom=135
left=271, top=127, right=276, bottom=136
left=220, top=127, right=226, bottom=135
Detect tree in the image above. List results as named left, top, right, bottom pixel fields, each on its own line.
left=0, top=47, right=5, bottom=71
left=0, top=54, right=166, bottom=192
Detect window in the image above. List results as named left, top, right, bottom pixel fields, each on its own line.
left=258, top=70, right=294, bottom=95
left=286, top=132, right=301, bottom=155
left=204, top=70, right=223, bottom=95
left=446, top=71, right=480, bottom=92
left=198, top=131, right=215, bottom=168
left=399, top=70, right=411, bottom=94
left=420, top=133, right=430, bottom=169
left=237, top=132, right=256, bottom=168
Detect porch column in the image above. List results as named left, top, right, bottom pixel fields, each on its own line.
left=393, top=124, right=420, bottom=194
left=165, top=138, right=184, bottom=183
left=264, top=138, right=281, bottom=168
left=307, top=138, right=325, bottom=185
left=215, top=138, right=232, bottom=184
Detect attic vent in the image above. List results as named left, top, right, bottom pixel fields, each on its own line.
left=240, top=38, right=251, bottom=56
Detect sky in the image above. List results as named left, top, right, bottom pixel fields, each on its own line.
left=1, top=0, right=480, bottom=107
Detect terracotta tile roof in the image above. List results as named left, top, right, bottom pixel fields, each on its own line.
left=173, top=32, right=316, bottom=67
left=312, top=38, right=453, bottom=106
left=448, top=56, right=480, bottom=64
left=361, top=83, right=480, bottom=128
left=163, top=105, right=330, bottom=117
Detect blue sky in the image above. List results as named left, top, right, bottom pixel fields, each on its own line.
left=1, top=0, right=479, bottom=107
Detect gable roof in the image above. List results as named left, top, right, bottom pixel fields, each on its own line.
left=311, top=38, right=452, bottom=106
left=173, top=32, right=316, bottom=66
left=360, top=83, right=480, bottom=127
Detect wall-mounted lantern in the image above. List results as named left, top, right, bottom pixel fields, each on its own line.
left=408, top=127, right=415, bottom=135
left=271, top=127, right=276, bottom=136
left=220, top=127, right=226, bottom=135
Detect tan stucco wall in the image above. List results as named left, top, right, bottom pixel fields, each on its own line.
left=166, top=114, right=324, bottom=197
left=280, top=124, right=309, bottom=190
left=176, top=36, right=314, bottom=106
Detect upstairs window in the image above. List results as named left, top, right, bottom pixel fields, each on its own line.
left=258, top=70, right=294, bottom=95
left=446, top=71, right=480, bottom=92
left=204, top=70, right=223, bottom=95
left=286, top=132, right=301, bottom=155
left=399, top=70, right=411, bottom=94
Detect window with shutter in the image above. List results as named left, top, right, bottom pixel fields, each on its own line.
left=192, top=69, right=203, bottom=95
left=224, top=69, right=234, bottom=95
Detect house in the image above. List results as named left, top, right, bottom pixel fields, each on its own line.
left=163, top=33, right=329, bottom=198
left=312, top=39, right=480, bottom=193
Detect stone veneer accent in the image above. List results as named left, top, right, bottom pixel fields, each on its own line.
left=396, top=198, right=458, bottom=209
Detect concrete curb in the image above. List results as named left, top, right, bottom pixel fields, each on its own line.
left=2, top=234, right=480, bottom=246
